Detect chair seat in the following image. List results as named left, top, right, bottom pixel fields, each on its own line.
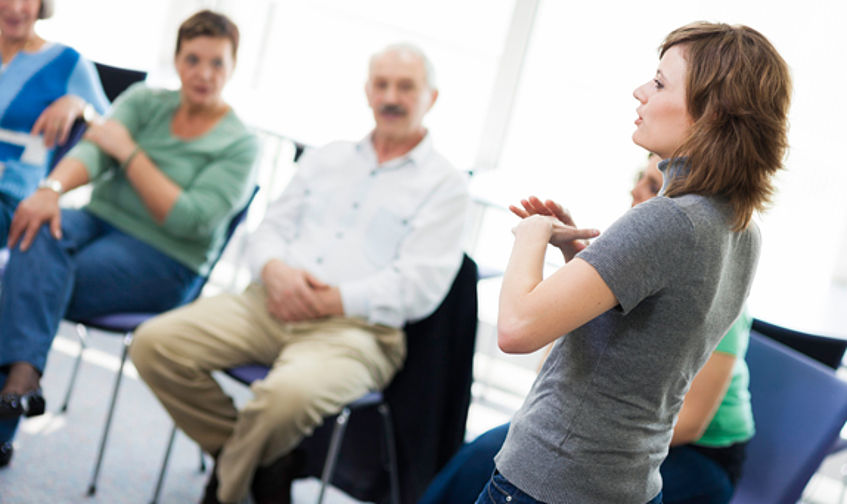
left=224, top=365, right=384, bottom=410
left=71, top=312, right=159, bottom=333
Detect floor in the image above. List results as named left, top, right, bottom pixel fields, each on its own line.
left=0, top=322, right=360, bottom=504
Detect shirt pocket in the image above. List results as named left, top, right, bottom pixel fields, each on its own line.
left=363, top=209, right=409, bottom=268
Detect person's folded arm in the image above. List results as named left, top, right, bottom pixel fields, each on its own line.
left=156, top=133, right=257, bottom=236
left=498, top=198, right=696, bottom=354
left=68, top=83, right=145, bottom=177
left=72, top=83, right=259, bottom=232
left=30, top=56, right=109, bottom=148
left=497, top=215, right=617, bottom=354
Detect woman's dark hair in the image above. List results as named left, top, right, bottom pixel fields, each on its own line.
left=661, top=22, right=792, bottom=231
left=176, top=10, right=239, bottom=60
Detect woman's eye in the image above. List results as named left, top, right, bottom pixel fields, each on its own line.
left=653, top=78, right=664, bottom=90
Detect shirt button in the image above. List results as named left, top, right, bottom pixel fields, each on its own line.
left=316, top=257, right=323, bottom=264
left=352, top=202, right=360, bottom=209
left=336, top=231, right=343, bottom=239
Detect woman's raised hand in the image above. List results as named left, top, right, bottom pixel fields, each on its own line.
left=509, top=196, right=599, bottom=261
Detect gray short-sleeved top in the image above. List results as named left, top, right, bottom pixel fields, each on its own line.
left=495, top=190, right=760, bottom=504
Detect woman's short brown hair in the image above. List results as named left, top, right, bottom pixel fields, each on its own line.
left=176, top=10, right=239, bottom=60
left=661, top=22, right=792, bottom=231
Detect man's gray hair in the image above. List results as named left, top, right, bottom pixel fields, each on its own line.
left=370, top=43, right=437, bottom=90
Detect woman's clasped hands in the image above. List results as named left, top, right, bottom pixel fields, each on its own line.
left=509, top=196, right=600, bottom=261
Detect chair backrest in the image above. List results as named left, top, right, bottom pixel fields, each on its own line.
left=93, top=62, right=148, bottom=103
left=50, top=62, right=148, bottom=171
left=299, top=254, right=479, bottom=504
left=752, top=318, right=847, bottom=370
left=730, top=331, right=847, bottom=504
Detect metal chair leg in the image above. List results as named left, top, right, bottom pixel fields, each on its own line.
left=87, top=333, right=131, bottom=496
left=60, top=323, right=89, bottom=413
left=150, top=424, right=178, bottom=504
left=377, top=402, right=401, bottom=504
left=317, top=407, right=351, bottom=504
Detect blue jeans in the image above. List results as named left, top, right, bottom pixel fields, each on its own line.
left=0, top=193, right=17, bottom=248
left=0, top=209, right=199, bottom=443
left=475, top=470, right=663, bottom=504
left=419, top=423, right=508, bottom=504
left=0, top=370, right=15, bottom=444
left=660, top=445, right=734, bottom=504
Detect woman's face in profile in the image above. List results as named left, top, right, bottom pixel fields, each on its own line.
left=174, top=35, right=234, bottom=109
left=631, top=45, right=694, bottom=159
left=0, top=0, right=39, bottom=43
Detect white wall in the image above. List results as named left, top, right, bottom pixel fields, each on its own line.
left=476, top=0, right=847, bottom=335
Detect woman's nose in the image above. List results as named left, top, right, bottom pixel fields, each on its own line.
left=633, top=82, right=648, bottom=104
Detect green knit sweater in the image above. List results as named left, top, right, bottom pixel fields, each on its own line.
left=68, top=84, right=258, bottom=275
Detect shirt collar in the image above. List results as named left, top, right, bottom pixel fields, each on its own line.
left=657, top=157, right=689, bottom=196
left=356, top=130, right=433, bottom=172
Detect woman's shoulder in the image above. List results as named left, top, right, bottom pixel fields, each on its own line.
left=628, top=196, right=696, bottom=228
left=49, top=42, right=79, bottom=57
left=19, top=42, right=81, bottom=70
left=665, top=193, right=736, bottom=233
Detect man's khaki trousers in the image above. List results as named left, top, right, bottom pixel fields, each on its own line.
left=131, top=283, right=405, bottom=502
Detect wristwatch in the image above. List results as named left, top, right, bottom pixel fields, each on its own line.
left=81, top=102, right=97, bottom=124
left=37, top=178, right=63, bottom=195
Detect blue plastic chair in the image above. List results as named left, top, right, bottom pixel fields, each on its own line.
left=752, top=318, right=847, bottom=370
left=730, top=331, right=847, bottom=504
left=59, top=187, right=258, bottom=496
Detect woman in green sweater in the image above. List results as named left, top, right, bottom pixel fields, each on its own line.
left=0, top=9, right=257, bottom=454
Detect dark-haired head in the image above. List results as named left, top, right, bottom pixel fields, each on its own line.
left=176, top=10, right=239, bottom=61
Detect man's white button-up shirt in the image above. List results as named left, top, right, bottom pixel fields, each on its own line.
left=248, top=133, right=469, bottom=328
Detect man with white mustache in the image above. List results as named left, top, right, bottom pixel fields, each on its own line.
left=131, top=43, right=469, bottom=504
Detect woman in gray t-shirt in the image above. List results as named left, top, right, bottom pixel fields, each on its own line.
left=479, top=22, right=791, bottom=504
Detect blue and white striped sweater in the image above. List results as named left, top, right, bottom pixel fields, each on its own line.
left=0, top=43, right=107, bottom=201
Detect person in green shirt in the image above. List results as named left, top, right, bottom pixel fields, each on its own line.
left=0, top=10, right=258, bottom=468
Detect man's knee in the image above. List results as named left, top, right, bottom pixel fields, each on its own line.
left=130, top=314, right=179, bottom=373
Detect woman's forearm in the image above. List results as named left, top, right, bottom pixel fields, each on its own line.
left=122, top=149, right=181, bottom=223
left=47, top=157, right=91, bottom=193
left=498, top=218, right=553, bottom=353
left=497, top=218, right=617, bottom=354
